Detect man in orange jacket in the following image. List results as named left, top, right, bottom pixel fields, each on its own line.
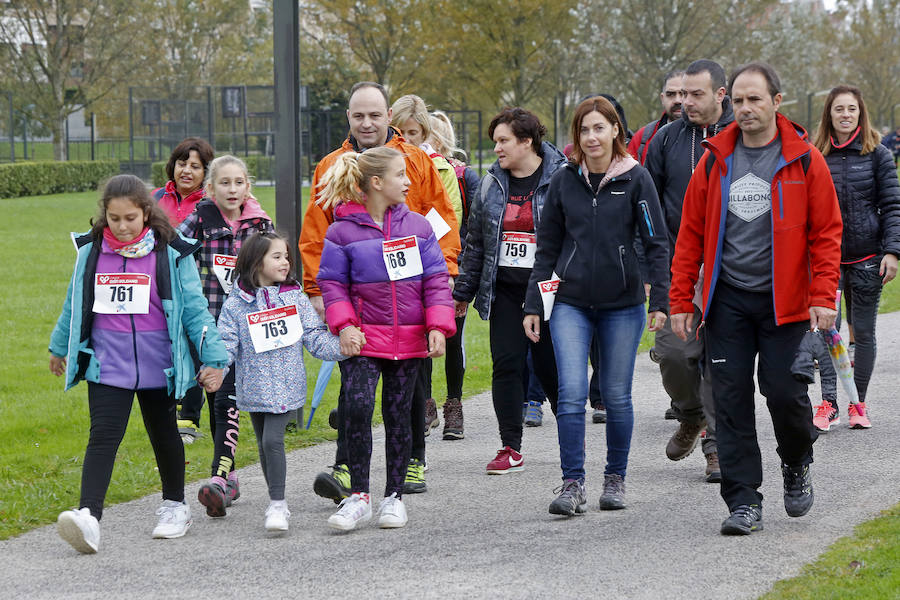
left=669, top=63, right=842, bottom=536
left=300, top=81, right=460, bottom=502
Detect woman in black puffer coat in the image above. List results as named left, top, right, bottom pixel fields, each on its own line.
left=813, top=85, right=900, bottom=429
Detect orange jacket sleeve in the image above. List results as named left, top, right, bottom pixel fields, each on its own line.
left=299, top=155, right=338, bottom=297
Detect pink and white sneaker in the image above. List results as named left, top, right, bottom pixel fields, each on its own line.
left=848, top=402, right=872, bottom=429
left=486, top=446, right=524, bottom=474
left=812, top=400, right=840, bottom=432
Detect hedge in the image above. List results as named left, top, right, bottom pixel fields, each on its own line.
left=0, top=160, right=120, bottom=199
left=151, top=155, right=276, bottom=188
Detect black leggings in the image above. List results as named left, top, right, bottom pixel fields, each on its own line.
left=210, top=368, right=239, bottom=478
left=81, top=383, right=184, bottom=519
left=837, top=259, right=883, bottom=403
left=343, top=356, right=421, bottom=497
left=445, top=314, right=467, bottom=399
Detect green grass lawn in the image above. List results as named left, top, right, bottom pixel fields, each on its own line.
left=760, top=503, right=900, bottom=599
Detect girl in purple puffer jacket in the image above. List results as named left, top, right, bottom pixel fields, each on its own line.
left=316, top=147, right=456, bottom=531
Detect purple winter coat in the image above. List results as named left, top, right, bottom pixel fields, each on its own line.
left=317, top=202, right=456, bottom=359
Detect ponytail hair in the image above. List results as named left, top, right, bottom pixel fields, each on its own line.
left=316, top=146, right=404, bottom=211
left=429, top=111, right=466, bottom=161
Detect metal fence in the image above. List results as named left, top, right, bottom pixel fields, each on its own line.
left=1, top=87, right=486, bottom=180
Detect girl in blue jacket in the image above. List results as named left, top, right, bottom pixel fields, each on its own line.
left=49, top=174, right=228, bottom=554
left=216, top=232, right=351, bottom=532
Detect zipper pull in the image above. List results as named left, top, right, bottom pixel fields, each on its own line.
left=592, top=197, right=597, bottom=207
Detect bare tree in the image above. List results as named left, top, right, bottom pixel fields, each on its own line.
left=0, top=0, right=150, bottom=160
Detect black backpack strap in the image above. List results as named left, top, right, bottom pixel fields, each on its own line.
left=637, top=121, right=657, bottom=162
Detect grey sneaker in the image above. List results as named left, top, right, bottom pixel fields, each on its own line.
left=782, top=463, right=814, bottom=517
left=598, top=474, right=626, bottom=510
left=721, top=504, right=763, bottom=535
left=549, top=479, right=587, bottom=516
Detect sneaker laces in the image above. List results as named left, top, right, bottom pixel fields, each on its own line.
left=336, top=494, right=369, bottom=518
left=673, top=421, right=705, bottom=443
left=783, top=465, right=810, bottom=493
left=732, top=505, right=760, bottom=522
left=814, top=401, right=833, bottom=418
left=155, top=502, right=182, bottom=523
left=603, top=475, right=625, bottom=496
left=552, top=479, right=583, bottom=500
left=378, top=493, right=400, bottom=515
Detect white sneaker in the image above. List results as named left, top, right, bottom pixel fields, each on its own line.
left=57, top=508, right=100, bottom=554
left=327, top=493, right=372, bottom=531
left=377, top=493, right=408, bottom=528
left=152, top=500, right=192, bottom=539
left=265, top=500, right=290, bottom=532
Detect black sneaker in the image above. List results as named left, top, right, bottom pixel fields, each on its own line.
left=782, top=463, right=814, bottom=517
left=313, top=464, right=351, bottom=504
left=720, top=504, right=763, bottom=535
left=592, top=404, right=607, bottom=423
left=328, top=408, right=339, bottom=430
left=549, top=479, right=587, bottom=516
left=664, top=407, right=677, bottom=420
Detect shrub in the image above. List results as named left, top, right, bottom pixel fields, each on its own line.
left=0, top=160, right=120, bottom=199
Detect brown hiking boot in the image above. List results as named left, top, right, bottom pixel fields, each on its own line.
left=424, top=397, right=440, bottom=436
left=442, top=397, right=464, bottom=440
left=705, top=452, right=721, bottom=483
left=666, top=420, right=706, bottom=461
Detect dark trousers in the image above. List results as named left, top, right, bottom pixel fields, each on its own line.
left=655, top=306, right=717, bottom=453
left=411, top=358, right=430, bottom=461
left=445, top=314, right=467, bottom=399
left=705, top=282, right=817, bottom=511
left=178, top=368, right=211, bottom=431
left=81, top=383, right=184, bottom=519
left=489, top=283, right=557, bottom=451
left=837, top=258, right=883, bottom=403
left=210, top=368, right=238, bottom=478
left=343, top=356, right=421, bottom=497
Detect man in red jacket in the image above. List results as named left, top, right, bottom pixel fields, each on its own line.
left=669, top=62, right=842, bottom=536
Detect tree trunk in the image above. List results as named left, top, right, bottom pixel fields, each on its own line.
left=52, top=114, right=67, bottom=161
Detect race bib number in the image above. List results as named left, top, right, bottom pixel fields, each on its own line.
left=212, top=254, right=237, bottom=293
left=247, top=304, right=303, bottom=354
left=498, top=232, right=536, bottom=268
left=382, top=236, right=424, bottom=281
left=93, top=273, right=152, bottom=314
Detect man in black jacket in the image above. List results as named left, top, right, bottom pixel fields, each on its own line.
left=645, top=59, right=734, bottom=483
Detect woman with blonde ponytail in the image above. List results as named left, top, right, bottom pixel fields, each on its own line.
left=316, top=146, right=457, bottom=531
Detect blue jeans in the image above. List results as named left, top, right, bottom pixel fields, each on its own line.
left=550, top=301, right=645, bottom=481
